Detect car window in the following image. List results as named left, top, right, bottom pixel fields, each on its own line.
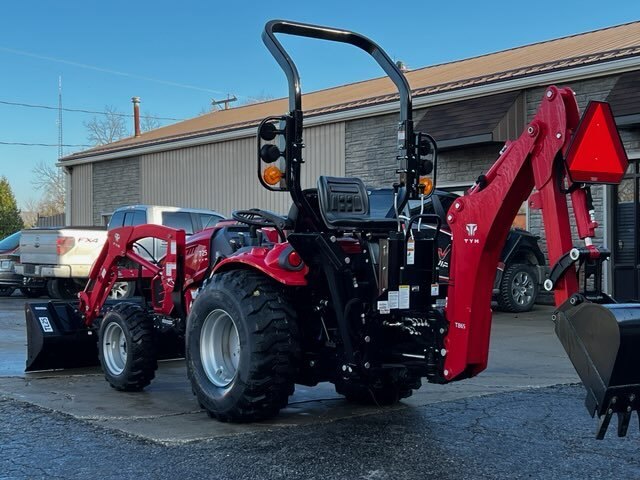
left=108, top=211, right=125, bottom=230
left=124, top=212, right=135, bottom=226
left=0, top=231, right=20, bottom=251
left=132, top=210, right=147, bottom=226
left=200, top=214, right=224, bottom=230
left=408, top=199, right=435, bottom=216
left=162, top=211, right=194, bottom=235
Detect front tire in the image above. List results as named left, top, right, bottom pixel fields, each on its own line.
left=187, top=270, right=299, bottom=422
left=497, top=263, right=538, bottom=313
left=98, top=302, right=157, bottom=391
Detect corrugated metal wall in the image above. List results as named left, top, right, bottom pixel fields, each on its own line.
left=140, top=122, right=345, bottom=216
left=70, top=163, right=93, bottom=225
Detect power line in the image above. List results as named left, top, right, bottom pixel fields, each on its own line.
left=0, top=99, right=182, bottom=121
left=0, top=141, right=92, bottom=147
left=0, top=46, right=255, bottom=99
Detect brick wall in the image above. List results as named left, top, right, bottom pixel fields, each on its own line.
left=92, top=157, right=141, bottom=225
left=345, top=111, right=501, bottom=187
left=526, top=76, right=620, bottom=263
left=344, top=75, right=638, bottom=276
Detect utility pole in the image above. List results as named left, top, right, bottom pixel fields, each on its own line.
left=211, top=94, right=237, bottom=111
left=57, top=76, right=63, bottom=159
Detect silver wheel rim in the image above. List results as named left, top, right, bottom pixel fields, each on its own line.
left=102, top=322, right=127, bottom=375
left=109, top=282, right=129, bottom=299
left=200, top=309, right=240, bottom=388
left=511, top=271, right=534, bottom=306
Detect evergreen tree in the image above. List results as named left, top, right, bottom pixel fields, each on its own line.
left=0, top=176, right=24, bottom=238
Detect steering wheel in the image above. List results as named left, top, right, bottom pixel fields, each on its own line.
left=232, top=209, right=289, bottom=241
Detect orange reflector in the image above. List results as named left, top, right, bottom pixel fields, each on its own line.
left=419, top=176, right=434, bottom=195
left=263, top=165, right=283, bottom=186
left=565, top=101, right=628, bottom=184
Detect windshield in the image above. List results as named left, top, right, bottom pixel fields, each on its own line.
left=0, top=231, right=20, bottom=251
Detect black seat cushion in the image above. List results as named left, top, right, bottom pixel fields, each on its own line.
left=317, top=176, right=398, bottom=230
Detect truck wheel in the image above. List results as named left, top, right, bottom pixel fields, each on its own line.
left=335, top=375, right=421, bottom=406
left=0, top=286, right=15, bottom=297
left=20, top=287, right=46, bottom=298
left=98, top=302, right=157, bottom=391
left=497, top=263, right=538, bottom=313
left=108, top=281, right=135, bottom=300
left=186, top=270, right=299, bottom=422
left=49, top=279, right=82, bottom=300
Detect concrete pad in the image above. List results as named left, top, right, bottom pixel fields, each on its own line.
left=0, top=296, right=579, bottom=443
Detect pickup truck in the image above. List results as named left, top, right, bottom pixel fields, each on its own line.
left=370, top=188, right=547, bottom=312
left=17, top=205, right=225, bottom=299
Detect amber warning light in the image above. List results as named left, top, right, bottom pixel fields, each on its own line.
left=565, top=101, right=628, bottom=184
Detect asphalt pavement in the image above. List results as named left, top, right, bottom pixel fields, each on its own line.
left=1, top=293, right=639, bottom=479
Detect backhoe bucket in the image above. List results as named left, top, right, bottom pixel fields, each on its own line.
left=555, top=302, right=640, bottom=438
left=25, top=301, right=98, bottom=372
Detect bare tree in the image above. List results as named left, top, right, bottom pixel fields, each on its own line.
left=21, top=198, right=41, bottom=228
left=31, top=162, right=65, bottom=215
left=141, top=111, right=161, bottom=132
left=84, top=106, right=128, bottom=146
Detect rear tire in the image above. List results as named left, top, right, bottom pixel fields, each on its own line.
left=497, top=263, right=538, bottom=313
left=98, top=302, right=157, bottom=391
left=20, top=287, right=46, bottom=298
left=335, top=375, right=421, bottom=406
left=108, top=281, right=136, bottom=300
left=49, top=278, right=82, bottom=300
left=186, top=270, right=299, bottom=422
left=0, top=286, right=15, bottom=297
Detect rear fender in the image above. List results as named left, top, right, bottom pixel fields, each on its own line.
left=213, top=242, right=308, bottom=286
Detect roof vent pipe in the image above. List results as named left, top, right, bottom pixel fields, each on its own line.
left=132, top=96, right=141, bottom=137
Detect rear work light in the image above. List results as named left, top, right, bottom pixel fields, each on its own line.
left=565, top=101, right=628, bottom=184
left=56, top=236, right=75, bottom=256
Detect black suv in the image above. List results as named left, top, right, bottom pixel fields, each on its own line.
left=369, top=189, right=546, bottom=312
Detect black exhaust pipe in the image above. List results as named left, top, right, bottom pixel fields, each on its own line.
left=555, top=299, right=640, bottom=438
left=25, top=301, right=99, bottom=372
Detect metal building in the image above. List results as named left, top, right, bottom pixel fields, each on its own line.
left=61, top=21, right=640, bottom=299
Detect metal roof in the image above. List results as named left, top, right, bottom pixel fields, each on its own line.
left=62, top=21, right=640, bottom=162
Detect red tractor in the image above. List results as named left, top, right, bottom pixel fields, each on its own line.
left=26, top=20, right=638, bottom=439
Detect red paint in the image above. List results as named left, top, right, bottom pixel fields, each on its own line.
left=443, top=87, right=621, bottom=381
left=214, top=242, right=308, bottom=286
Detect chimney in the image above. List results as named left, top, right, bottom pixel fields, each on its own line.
left=132, top=96, right=141, bottom=137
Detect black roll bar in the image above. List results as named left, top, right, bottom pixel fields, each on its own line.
left=262, top=19, right=413, bottom=123
left=260, top=20, right=419, bottom=224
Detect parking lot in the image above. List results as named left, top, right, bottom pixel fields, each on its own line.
left=1, top=293, right=639, bottom=479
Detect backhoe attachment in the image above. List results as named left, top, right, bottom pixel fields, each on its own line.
left=555, top=299, right=640, bottom=438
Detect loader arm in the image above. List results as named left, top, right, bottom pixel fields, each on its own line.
left=79, top=225, right=186, bottom=326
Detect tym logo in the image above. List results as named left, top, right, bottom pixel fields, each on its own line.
left=465, top=224, right=478, bottom=236
left=464, top=238, right=480, bottom=244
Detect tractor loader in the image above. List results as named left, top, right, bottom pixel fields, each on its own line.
left=25, top=20, right=637, bottom=439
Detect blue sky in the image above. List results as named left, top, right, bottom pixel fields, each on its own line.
left=0, top=0, right=637, bottom=210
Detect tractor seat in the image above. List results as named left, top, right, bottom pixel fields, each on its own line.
left=317, top=176, right=398, bottom=231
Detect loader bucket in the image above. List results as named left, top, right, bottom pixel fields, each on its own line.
left=25, top=301, right=99, bottom=372
left=555, top=302, right=640, bottom=438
